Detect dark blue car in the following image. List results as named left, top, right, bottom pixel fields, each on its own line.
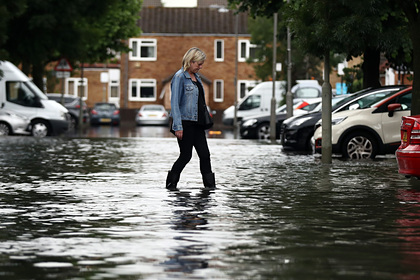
left=90, top=103, right=120, bottom=126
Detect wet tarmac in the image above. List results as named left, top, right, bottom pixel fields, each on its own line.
left=1, top=125, right=420, bottom=279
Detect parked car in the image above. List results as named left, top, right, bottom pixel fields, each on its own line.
left=222, top=80, right=322, bottom=125
left=47, top=93, right=89, bottom=128
left=240, top=99, right=320, bottom=140
left=314, top=87, right=412, bottom=159
left=281, top=86, right=407, bottom=151
left=135, top=104, right=169, bottom=126
left=0, top=110, right=31, bottom=136
left=396, top=115, right=420, bottom=179
left=90, top=103, right=120, bottom=126
left=0, top=61, right=70, bottom=137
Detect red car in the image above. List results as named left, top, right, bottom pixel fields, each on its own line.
left=396, top=115, right=420, bottom=178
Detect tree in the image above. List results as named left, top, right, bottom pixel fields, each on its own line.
left=396, top=0, right=420, bottom=115
left=247, top=16, right=323, bottom=84
left=1, top=0, right=141, bottom=90
left=228, top=0, right=411, bottom=89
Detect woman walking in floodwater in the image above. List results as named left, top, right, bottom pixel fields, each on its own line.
left=166, top=47, right=215, bottom=190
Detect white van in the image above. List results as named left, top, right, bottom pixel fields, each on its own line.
left=222, top=80, right=322, bottom=125
left=222, top=81, right=286, bottom=125
left=0, top=61, right=69, bottom=137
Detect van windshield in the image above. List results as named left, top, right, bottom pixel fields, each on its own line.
left=6, top=81, right=47, bottom=107
left=239, top=94, right=261, bottom=110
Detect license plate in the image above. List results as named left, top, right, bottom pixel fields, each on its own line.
left=403, top=131, right=407, bottom=142
left=100, top=118, right=111, bottom=122
left=148, top=114, right=157, bottom=117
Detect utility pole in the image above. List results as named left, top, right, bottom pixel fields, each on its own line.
left=233, top=13, right=239, bottom=139
left=270, top=12, right=278, bottom=143
left=286, top=0, right=293, bottom=118
left=321, top=52, right=332, bottom=163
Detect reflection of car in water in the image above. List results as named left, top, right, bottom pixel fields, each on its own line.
left=0, top=110, right=31, bottom=136
left=90, top=103, right=120, bottom=126
left=396, top=115, right=420, bottom=179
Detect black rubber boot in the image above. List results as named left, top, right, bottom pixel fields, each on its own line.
left=202, top=172, right=216, bottom=189
left=166, top=171, right=180, bottom=190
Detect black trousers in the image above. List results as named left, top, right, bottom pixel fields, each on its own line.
left=171, top=123, right=212, bottom=175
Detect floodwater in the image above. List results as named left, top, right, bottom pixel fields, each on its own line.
left=1, top=125, right=420, bottom=279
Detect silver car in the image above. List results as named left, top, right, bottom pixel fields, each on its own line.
left=135, top=104, right=169, bottom=126
left=0, top=110, right=31, bottom=136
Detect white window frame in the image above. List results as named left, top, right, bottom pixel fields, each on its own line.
left=238, top=80, right=258, bottom=100
left=129, top=38, right=157, bottom=61
left=65, top=77, right=88, bottom=100
left=108, top=69, right=120, bottom=104
left=213, top=79, right=224, bottom=102
left=214, top=39, right=224, bottom=62
left=129, top=79, right=157, bottom=101
left=238, top=39, right=258, bottom=62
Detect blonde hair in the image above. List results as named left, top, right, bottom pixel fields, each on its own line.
left=182, top=47, right=206, bottom=71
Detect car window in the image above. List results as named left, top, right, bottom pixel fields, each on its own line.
left=239, top=95, right=261, bottom=110
left=294, top=88, right=320, bottom=98
left=343, top=90, right=399, bottom=110
left=6, top=81, right=42, bottom=107
left=301, top=102, right=320, bottom=112
left=395, top=92, right=412, bottom=110
left=143, top=106, right=163, bottom=111
left=95, top=104, right=116, bottom=110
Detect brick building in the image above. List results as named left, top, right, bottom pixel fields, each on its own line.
left=58, top=0, right=258, bottom=122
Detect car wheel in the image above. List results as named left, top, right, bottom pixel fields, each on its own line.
left=31, top=120, right=50, bottom=137
left=257, top=123, right=270, bottom=140
left=342, top=132, right=377, bottom=159
left=69, top=115, right=78, bottom=129
left=0, top=122, right=11, bottom=136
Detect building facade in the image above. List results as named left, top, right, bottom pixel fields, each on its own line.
left=58, top=2, right=259, bottom=121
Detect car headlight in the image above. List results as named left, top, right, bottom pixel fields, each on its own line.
left=290, top=116, right=313, bottom=127
left=242, top=119, right=258, bottom=127
left=332, top=116, right=347, bottom=125
left=315, top=116, right=347, bottom=127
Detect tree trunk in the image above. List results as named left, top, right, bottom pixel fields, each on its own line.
left=362, top=48, right=381, bottom=88
left=31, top=63, right=45, bottom=92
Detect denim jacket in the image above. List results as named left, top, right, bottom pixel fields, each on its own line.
left=170, top=68, right=203, bottom=131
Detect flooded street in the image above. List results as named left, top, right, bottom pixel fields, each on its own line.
left=1, top=126, right=420, bottom=279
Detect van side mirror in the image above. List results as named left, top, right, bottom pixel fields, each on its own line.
left=388, top=103, right=401, bottom=117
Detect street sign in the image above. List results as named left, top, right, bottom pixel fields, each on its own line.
left=55, top=71, right=70, bottom=78
left=54, top=58, right=73, bottom=72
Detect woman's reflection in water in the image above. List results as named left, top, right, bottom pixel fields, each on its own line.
left=163, top=189, right=214, bottom=274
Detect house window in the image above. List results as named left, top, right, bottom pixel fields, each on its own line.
left=108, top=69, right=120, bottom=103
left=238, top=39, right=259, bottom=62
left=214, top=40, right=224, bottom=62
left=129, top=79, right=156, bottom=101
left=238, top=80, right=258, bottom=100
left=214, top=80, right=224, bottom=102
left=66, top=78, right=88, bottom=100
left=129, top=39, right=157, bottom=61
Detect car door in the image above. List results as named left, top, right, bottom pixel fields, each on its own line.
left=381, top=91, right=412, bottom=145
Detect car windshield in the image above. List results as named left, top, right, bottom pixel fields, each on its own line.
left=301, top=102, right=321, bottom=112
left=341, top=89, right=401, bottom=110
left=311, top=94, right=354, bottom=112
